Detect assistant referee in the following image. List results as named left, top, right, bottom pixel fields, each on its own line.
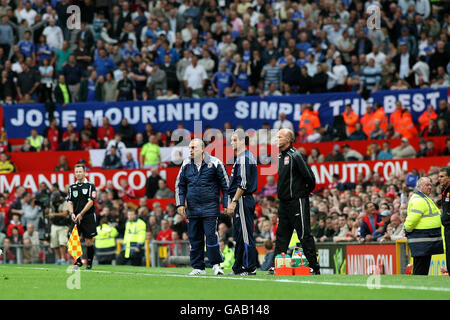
left=269, top=129, right=320, bottom=275
left=67, top=163, right=98, bottom=270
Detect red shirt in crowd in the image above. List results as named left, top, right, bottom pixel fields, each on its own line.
left=97, top=125, right=115, bottom=143
left=47, top=127, right=60, bottom=151
left=7, top=222, right=25, bottom=237
left=81, top=138, right=100, bottom=150
left=156, top=228, right=173, bottom=242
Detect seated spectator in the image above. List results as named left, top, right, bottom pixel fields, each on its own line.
left=22, top=224, right=40, bottom=264
left=436, top=119, right=450, bottom=136
left=420, top=118, right=438, bottom=137
left=106, top=134, right=127, bottom=159
left=392, top=138, right=416, bottom=159
left=58, top=132, right=81, bottom=151
left=258, top=176, right=277, bottom=198
left=156, top=219, right=173, bottom=242
left=259, top=239, right=275, bottom=271
left=124, top=152, right=139, bottom=169
left=257, top=146, right=275, bottom=165
left=80, top=131, right=99, bottom=150
left=0, top=152, right=16, bottom=173
left=332, top=215, right=354, bottom=242
left=218, top=222, right=233, bottom=243
left=384, top=124, right=402, bottom=140
left=306, top=127, right=322, bottom=143
left=372, top=210, right=391, bottom=241
left=377, top=141, right=393, bottom=160
left=219, top=238, right=235, bottom=270
left=154, top=179, right=175, bottom=199
left=441, top=139, right=450, bottom=156
left=307, top=148, right=325, bottom=164
left=255, top=220, right=274, bottom=243
left=425, top=140, right=439, bottom=157
left=379, top=213, right=405, bottom=242
left=369, top=120, right=385, bottom=140
left=418, top=105, right=438, bottom=133
left=20, top=139, right=37, bottom=152
left=62, top=123, right=79, bottom=142
left=325, top=145, right=345, bottom=162
left=54, top=155, right=70, bottom=172
left=7, top=214, right=25, bottom=237
left=359, top=202, right=382, bottom=243
left=102, top=146, right=123, bottom=170
left=172, top=214, right=188, bottom=239
left=416, top=139, right=428, bottom=157
left=348, top=123, right=368, bottom=140
left=342, top=144, right=363, bottom=161
left=26, top=129, right=44, bottom=151
left=117, top=179, right=136, bottom=201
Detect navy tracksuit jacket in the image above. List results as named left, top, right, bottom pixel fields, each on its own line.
left=175, top=152, right=229, bottom=269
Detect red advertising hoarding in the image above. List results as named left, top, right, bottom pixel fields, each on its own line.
left=346, top=244, right=397, bottom=275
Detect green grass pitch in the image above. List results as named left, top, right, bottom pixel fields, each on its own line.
left=1, top=265, right=449, bottom=300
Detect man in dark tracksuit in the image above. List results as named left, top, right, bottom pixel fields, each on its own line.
left=225, top=129, right=258, bottom=275
left=175, top=139, right=230, bottom=276
left=438, top=167, right=450, bottom=273
left=270, top=128, right=320, bottom=275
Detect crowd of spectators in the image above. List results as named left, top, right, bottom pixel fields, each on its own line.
left=2, top=160, right=447, bottom=266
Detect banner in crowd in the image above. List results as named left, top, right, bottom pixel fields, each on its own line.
left=2, top=156, right=450, bottom=197
left=346, top=244, right=397, bottom=275
left=1, top=88, right=448, bottom=138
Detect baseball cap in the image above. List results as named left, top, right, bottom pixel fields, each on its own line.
left=380, top=210, right=392, bottom=217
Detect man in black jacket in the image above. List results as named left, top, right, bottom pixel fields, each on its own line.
left=438, top=167, right=450, bottom=274
left=269, top=128, right=320, bottom=275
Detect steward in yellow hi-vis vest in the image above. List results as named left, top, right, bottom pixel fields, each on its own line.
left=117, top=209, right=146, bottom=266
left=95, top=217, right=119, bottom=265
left=405, top=177, right=443, bottom=275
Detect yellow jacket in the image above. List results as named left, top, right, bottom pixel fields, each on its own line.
left=405, top=190, right=442, bottom=231
left=124, top=218, right=146, bottom=258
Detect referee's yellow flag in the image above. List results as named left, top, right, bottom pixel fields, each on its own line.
left=67, top=225, right=83, bottom=259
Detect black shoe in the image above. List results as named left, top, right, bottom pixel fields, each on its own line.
left=238, top=270, right=257, bottom=276
left=86, top=264, right=92, bottom=270
left=73, top=260, right=83, bottom=270
left=266, top=267, right=274, bottom=275
left=311, top=268, right=320, bottom=275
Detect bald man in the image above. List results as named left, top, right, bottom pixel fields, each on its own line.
left=269, top=129, right=320, bottom=275
left=175, top=138, right=230, bottom=276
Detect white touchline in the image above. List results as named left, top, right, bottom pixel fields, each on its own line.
left=14, top=266, right=450, bottom=293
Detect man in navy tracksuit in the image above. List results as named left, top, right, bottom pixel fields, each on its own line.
left=225, top=129, right=258, bottom=275
left=175, top=138, right=230, bottom=276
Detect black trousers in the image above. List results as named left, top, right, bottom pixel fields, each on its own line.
left=413, top=256, right=432, bottom=275
left=273, top=197, right=320, bottom=271
left=445, top=228, right=450, bottom=272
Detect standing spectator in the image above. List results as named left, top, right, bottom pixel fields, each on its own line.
left=54, top=40, right=72, bottom=76
left=359, top=58, right=381, bottom=94
left=79, top=70, right=102, bottom=102
left=62, top=55, right=83, bottom=102
left=22, top=224, right=40, bottom=264
left=17, top=63, right=40, bottom=102
left=117, top=209, right=146, bottom=266
left=140, top=135, right=161, bottom=169
left=21, top=198, right=42, bottom=231
left=38, top=57, right=53, bottom=103
left=116, top=118, right=135, bottom=148
left=211, top=63, right=235, bottom=97
left=97, top=117, right=115, bottom=148
left=44, top=118, right=61, bottom=151
left=273, top=112, right=294, bottom=132
left=94, top=48, right=117, bottom=78
left=183, top=54, right=207, bottom=98
left=261, top=57, right=282, bottom=90
left=42, top=18, right=63, bottom=52
left=148, top=63, right=167, bottom=99
left=102, top=72, right=118, bottom=102
left=53, top=74, right=71, bottom=107
left=115, top=69, right=137, bottom=101
left=80, top=131, right=99, bottom=150
left=0, top=15, right=14, bottom=57
left=392, top=137, right=417, bottom=159
left=145, top=169, right=162, bottom=199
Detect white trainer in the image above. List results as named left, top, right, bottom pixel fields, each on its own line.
left=213, top=264, right=224, bottom=275
left=188, top=269, right=206, bottom=276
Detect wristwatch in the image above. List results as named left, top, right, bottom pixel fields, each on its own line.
left=232, top=198, right=238, bottom=203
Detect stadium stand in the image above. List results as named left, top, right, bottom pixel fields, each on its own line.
left=0, top=0, right=449, bottom=269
